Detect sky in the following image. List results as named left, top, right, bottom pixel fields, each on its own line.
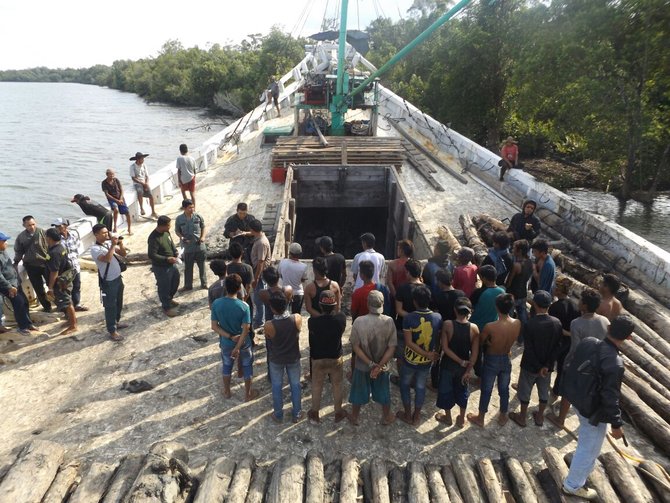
left=0, top=0, right=418, bottom=71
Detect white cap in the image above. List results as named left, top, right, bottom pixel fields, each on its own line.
left=51, top=217, right=70, bottom=227
left=289, top=242, right=302, bottom=255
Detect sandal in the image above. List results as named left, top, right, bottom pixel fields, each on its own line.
left=434, top=413, right=453, bottom=426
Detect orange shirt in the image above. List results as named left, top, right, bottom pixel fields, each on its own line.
left=501, top=144, right=518, bottom=162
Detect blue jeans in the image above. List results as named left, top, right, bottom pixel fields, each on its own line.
left=152, top=265, right=180, bottom=310
left=437, top=367, right=469, bottom=410
left=101, top=276, right=124, bottom=334
left=252, top=278, right=266, bottom=329
left=478, top=354, right=512, bottom=414
left=564, top=412, right=608, bottom=492
left=268, top=360, right=302, bottom=420
left=400, top=364, right=430, bottom=409
left=72, top=271, right=81, bottom=307
left=220, top=343, right=253, bottom=378
left=2, top=287, right=33, bottom=329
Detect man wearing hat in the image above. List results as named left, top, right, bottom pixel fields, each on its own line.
left=129, top=152, right=157, bottom=218
left=307, top=289, right=348, bottom=423
left=0, top=231, right=37, bottom=335
left=508, top=290, right=562, bottom=428
left=175, top=199, right=207, bottom=291
left=278, top=242, right=308, bottom=314
left=348, top=290, right=398, bottom=426
left=499, top=136, right=518, bottom=181
left=71, top=194, right=114, bottom=231
left=52, top=218, right=88, bottom=312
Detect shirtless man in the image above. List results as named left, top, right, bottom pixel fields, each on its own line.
left=596, top=273, right=623, bottom=321
left=467, top=293, right=521, bottom=427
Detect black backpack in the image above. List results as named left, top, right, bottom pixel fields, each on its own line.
left=562, top=337, right=603, bottom=420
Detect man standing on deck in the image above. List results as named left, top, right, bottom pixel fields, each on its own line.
left=14, top=216, right=51, bottom=312
left=316, top=236, right=346, bottom=287
left=224, top=203, right=256, bottom=263
left=101, top=169, right=132, bottom=235
left=561, top=315, right=635, bottom=500
left=45, top=228, right=78, bottom=335
left=90, top=224, right=127, bottom=341
left=249, top=218, right=271, bottom=330
left=351, top=232, right=385, bottom=291
left=129, top=152, right=158, bottom=218
left=52, top=218, right=88, bottom=312
left=175, top=199, right=207, bottom=291
left=278, top=242, right=308, bottom=314
left=530, top=239, right=556, bottom=294
left=0, top=231, right=37, bottom=335
left=176, top=144, right=197, bottom=206
left=71, top=194, right=113, bottom=233
left=507, top=200, right=541, bottom=243
left=147, top=216, right=180, bottom=317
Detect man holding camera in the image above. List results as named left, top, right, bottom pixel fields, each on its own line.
left=90, top=224, right=128, bottom=341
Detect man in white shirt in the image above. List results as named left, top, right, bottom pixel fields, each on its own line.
left=351, top=232, right=385, bottom=291
left=278, top=242, right=308, bottom=314
left=90, top=223, right=128, bottom=341
left=129, top=151, right=157, bottom=218
left=176, top=143, right=197, bottom=206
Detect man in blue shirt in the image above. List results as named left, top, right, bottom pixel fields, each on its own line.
left=211, top=274, right=258, bottom=402
left=531, top=239, right=556, bottom=294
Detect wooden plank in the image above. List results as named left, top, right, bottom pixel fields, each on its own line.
left=101, top=454, right=145, bottom=503
left=477, top=458, right=503, bottom=503
left=41, top=460, right=81, bottom=503
left=370, top=458, right=390, bottom=503
left=245, top=465, right=269, bottom=503
left=340, top=456, right=361, bottom=503
left=521, top=462, right=551, bottom=503
left=599, top=451, right=655, bottom=503
left=542, top=447, right=580, bottom=503
left=620, top=383, right=670, bottom=456
left=0, top=440, right=65, bottom=503
left=305, top=450, right=325, bottom=503
left=266, top=455, right=305, bottom=503
left=503, top=457, right=537, bottom=503
left=638, top=460, right=670, bottom=503
left=408, top=461, right=430, bottom=503
left=69, top=461, right=118, bottom=503
left=441, top=463, right=464, bottom=503
left=193, top=457, right=235, bottom=503
left=388, top=463, right=406, bottom=503
left=451, top=454, right=486, bottom=503
left=227, top=454, right=256, bottom=503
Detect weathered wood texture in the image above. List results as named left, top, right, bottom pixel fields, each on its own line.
left=542, top=447, right=581, bottom=503
left=620, top=383, right=670, bottom=456
left=521, top=462, right=551, bottom=503
left=69, top=461, right=118, bottom=503
left=458, top=214, right=488, bottom=265
left=407, top=461, right=430, bottom=503
left=266, top=455, right=305, bottom=503
left=370, top=458, right=390, bottom=503
left=599, top=451, right=655, bottom=503
left=623, top=370, right=670, bottom=425
left=244, top=465, right=269, bottom=503
left=437, top=225, right=462, bottom=260
left=389, top=463, right=406, bottom=503
left=425, top=463, right=451, bottom=503
left=101, top=454, right=144, bottom=503
left=227, top=454, right=256, bottom=503
left=41, top=460, right=80, bottom=503
left=441, top=463, right=465, bottom=503
left=503, top=457, right=537, bottom=503
left=563, top=452, right=620, bottom=503
left=192, top=457, right=235, bottom=503
left=0, top=440, right=64, bottom=503
left=451, top=454, right=486, bottom=503
left=340, top=455, right=361, bottom=503
left=477, top=458, right=503, bottom=503
left=305, top=450, right=325, bottom=503
left=638, top=460, right=670, bottom=503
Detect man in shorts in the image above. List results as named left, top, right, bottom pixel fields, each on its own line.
left=349, top=290, right=397, bottom=426
left=45, top=228, right=77, bottom=335
left=101, top=168, right=131, bottom=234
left=129, top=151, right=157, bottom=218
left=176, top=143, right=197, bottom=206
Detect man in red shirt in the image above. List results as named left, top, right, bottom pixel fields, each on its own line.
left=499, top=136, right=519, bottom=181
left=351, top=261, right=377, bottom=321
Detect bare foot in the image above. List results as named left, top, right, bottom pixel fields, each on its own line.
left=509, top=411, right=527, bottom=428
left=435, top=412, right=453, bottom=426
left=412, top=411, right=422, bottom=426
left=59, top=326, right=77, bottom=336
left=532, top=411, right=544, bottom=426
left=546, top=412, right=564, bottom=428
left=396, top=410, right=413, bottom=425
left=222, top=389, right=232, bottom=399
left=381, top=414, right=396, bottom=426
left=334, top=409, right=348, bottom=423
left=466, top=413, right=485, bottom=428
left=245, top=389, right=260, bottom=402
left=455, top=415, right=465, bottom=428
left=498, top=413, right=510, bottom=426
left=348, top=415, right=360, bottom=426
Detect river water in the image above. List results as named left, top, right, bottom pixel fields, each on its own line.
left=0, top=82, right=222, bottom=238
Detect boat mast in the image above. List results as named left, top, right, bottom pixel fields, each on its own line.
left=330, top=0, right=350, bottom=136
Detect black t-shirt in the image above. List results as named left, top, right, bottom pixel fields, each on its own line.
left=548, top=298, right=580, bottom=332
left=520, top=314, right=563, bottom=373
left=482, top=251, right=514, bottom=286
left=324, top=253, right=346, bottom=284
left=435, top=289, right=466, bottom=321
left=101, top=178, right=122, bottom=199
left=77, top=198, right=110, bottom=219
left=395, top=282, right=420, bottom=329
left=227, top=262, right=253, bottom=288
left=47, top=244, right=70, bottom=274
left=308, top=312, right=346, bottom=359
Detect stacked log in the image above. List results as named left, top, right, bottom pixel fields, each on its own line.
left=458, top=214, right=488, bottom=265
left=0, top=440, right=65, bottom=503
left=437, top=225, right=462, bottom=260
